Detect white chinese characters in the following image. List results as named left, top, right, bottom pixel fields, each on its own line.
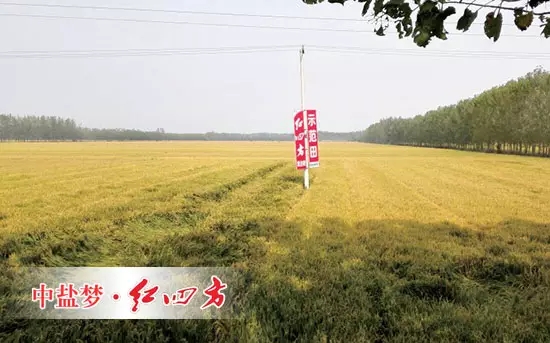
left=308, top=131, right=317, bottom=143
left=309, top=146, right=318, bottom=158
left=307, top=116, right=316, bottom=128
left=297, top=144, right=305, bottom=157
left=294, top=118, right=303, bottom=131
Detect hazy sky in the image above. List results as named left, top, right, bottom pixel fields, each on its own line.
left=1, top=0, right=549, bottom=133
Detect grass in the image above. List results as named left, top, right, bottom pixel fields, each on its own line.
left=1, top=141, right=549, bottom=342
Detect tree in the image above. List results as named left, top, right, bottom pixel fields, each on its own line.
left=0, top=114, right=362, bottom=142
left=302, top=0, right=550, bottom=47
left=360, top=67, right=550, bottom=157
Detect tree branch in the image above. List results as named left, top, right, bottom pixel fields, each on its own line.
left=446, top=1, right=550, bottom=15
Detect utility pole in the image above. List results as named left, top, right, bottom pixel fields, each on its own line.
left=300, top=45, right=310, bottom=190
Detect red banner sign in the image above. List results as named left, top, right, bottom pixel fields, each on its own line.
left=306, top=110, right=319, bottom=168
left=294, top=110, right=306, bottom=170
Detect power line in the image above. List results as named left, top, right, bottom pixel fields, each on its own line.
left=308, top=45, right=550, bottom=57
left=0, top=12, right=544, bottom=38
left=0, top=45, right=299, bottom=54
left=308, top=47, right=550, bottom=60
left=0, top=1, right=366, bottom=22
left=3, top=45, right=549, bottom=56
left=1, top=45, right=549, bottom=60
left=0, top=12, right=372, bottom=33
left=0, top=1, right=521, bottom=27
left=0, top=46, right=298, bottom=58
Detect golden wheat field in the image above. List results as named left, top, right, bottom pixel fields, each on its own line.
left=1, top=141, right=550, bottom=342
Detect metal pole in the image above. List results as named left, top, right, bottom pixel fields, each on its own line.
left=300, top=45, right=309, bottom=189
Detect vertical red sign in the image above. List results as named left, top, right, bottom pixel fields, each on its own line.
left=293, top=110, right=306, bottom=170
left=306, top=110, right=319, bottom=168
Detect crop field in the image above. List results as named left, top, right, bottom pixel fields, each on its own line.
left=1, top=141, right=550, bottom=342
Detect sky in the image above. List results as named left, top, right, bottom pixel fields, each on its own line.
left=1, top=0, right=549, bottom=134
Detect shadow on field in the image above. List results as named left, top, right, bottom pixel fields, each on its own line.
left=1, top=215, right=549, bottom=342
left=237, top=217, right=550, bottom=342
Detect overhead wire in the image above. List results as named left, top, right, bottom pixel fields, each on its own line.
left=308, top=44, right=550, bottom=56
left=1, top=45, right=549, bottom=60
left=0, top=46, right=299, bottom=58
left=0, top=12, right=382, bottom=33
left=307, top=46, right=550, bottom=60
left=0, top=45, right=300, bottom=54
left=0, top=1, right=372, bottom=22
left=0, top=3, right=547, bottom=58
left=0, top=1, right=528, bottom=27
left=0, top=12, right=545, bottom=38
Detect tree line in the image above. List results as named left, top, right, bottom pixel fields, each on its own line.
left=360, top=67, right=550, bottom=157
left=0, top=114, right=362, bottom=142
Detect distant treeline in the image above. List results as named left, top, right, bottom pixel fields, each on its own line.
left=0, top=115, right=361, bottom=142
left=360, top=67, right=550, bottom=157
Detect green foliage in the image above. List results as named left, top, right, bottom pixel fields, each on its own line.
left=360, top=67, right=550, bottom=157
left=456, top=8, right=478, bottom=32
left=514, top=9, right=534, bottom=31
left=361, top=0, right=373, bottom=16
left=374, top=0, right=385, bottom=15
left=302, top=0, right=550, bottom=46
left=543, top=17, right=550, bottom=38
left=484, top=12, right=503, bottom=41
left=529, top=0, right=547, bottom=7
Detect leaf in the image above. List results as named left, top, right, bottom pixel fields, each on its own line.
left=433, top=18, right=447, bottom=40
left=375, top=25, right=386, bottom=36
left=302, top=0, right=325, bottom=4
left=484, top=12, right=503, bottom=42
left=494, top=12, right=503, bottom=41
left=419, top=0, right=437, bottom=13
left=514, top=11, right=534, bottom=31
left=328, top=0, right=347, bottom=4
left=456, top=8, right=478, bottom=32
left=430, top=6, right=454, bottom=41
left=400, top=3, right=413, bottom=16
left=373, top=0, right=384, bottom=15
left=384, top=4, right=401, bottom=19
left=543, top=19, right=550, bottom=38
left=441, top=6, right=456, bottom=20
left=396, top=22, right=404, bottom=38
left=414, top=30, right=431, bottom=47
left=362, top=0, right=373, bottom=16
left=404, top=18, right=414, bottom=36
left=528, top=0, right=546, bottom=8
